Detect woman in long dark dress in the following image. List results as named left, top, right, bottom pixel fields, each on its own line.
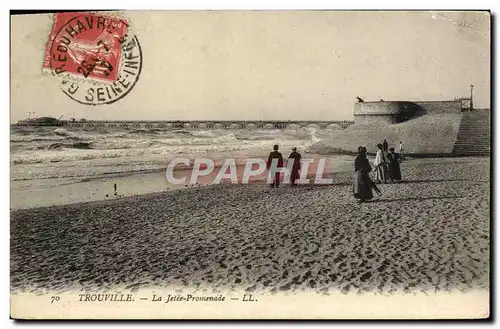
left=353, top=146, right=382, bottom=203
left=387, top=147, right=402, bottom=182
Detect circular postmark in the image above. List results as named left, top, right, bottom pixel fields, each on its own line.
left=47, top=13, right=142, bottom=105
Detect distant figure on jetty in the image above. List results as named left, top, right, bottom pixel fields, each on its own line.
left=288, top=147, right=302, bottom=186
left=353, top=146, right=382, bottom=203
left=356, top=96, right=365, bottom=103
left=373, top=143, right=389, bottom=184
left=399, top=141, right=405, bottom=160
left=267, top=144, right=284, bottom=188
left=387, top=147, right=402, bottom=182
left=380, top=98, right=384, bottom=101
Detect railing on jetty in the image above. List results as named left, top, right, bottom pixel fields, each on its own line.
left=38, top=120, right=355, bottom=130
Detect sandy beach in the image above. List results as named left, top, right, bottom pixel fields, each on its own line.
left=10, top=157, right=490, bottom=295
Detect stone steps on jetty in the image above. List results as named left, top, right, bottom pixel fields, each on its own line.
left=452, top=110, right=491, bottom=156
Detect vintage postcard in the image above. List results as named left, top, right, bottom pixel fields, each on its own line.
left=10, top=10, right=490, bottom=319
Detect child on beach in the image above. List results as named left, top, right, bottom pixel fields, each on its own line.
left=399, top=141, right=405, bottom=160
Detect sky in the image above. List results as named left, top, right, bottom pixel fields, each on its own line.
left=10, top=11, right=490, bottom=122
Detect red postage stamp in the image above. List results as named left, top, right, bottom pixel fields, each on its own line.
left=42, top=12, right=143, bottom=105
left=43, top=12, right=128, bottom=82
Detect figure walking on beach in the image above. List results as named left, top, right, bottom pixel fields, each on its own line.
left=373, top=143, right=389, bottom=184
left=288, top=147, right=302, bottom=186
left=353, top=146, right=382, bottom=203
left=387, top=147, right=402, bottom=182
left=399, top=141, right=405, bottom=161
left=267, top=144, right=284, bottom=188
left=382, top=139, right=389, bottom=153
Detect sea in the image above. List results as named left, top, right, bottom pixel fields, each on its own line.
left=10, top=125, right=351, bottom=182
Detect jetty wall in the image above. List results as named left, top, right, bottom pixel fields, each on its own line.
left=353, top=100, right=462, bottom=125
left=311, top=100, right=489, bottom=156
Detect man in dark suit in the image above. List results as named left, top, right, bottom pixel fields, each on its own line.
left=267, top=144, right=284, bottom=188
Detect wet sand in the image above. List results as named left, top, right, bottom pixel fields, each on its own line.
left=10, top=157, right=490, bottom=295
left=10, top=154, right=355, bottom=210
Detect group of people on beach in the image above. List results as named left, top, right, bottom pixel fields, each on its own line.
left=266, top=139, right=404, bottom=199
left=266, top=145, right=302, bottom=188
left=353, top=139, right=404, bottom=203
left=373, top=139, right=403, bottom=184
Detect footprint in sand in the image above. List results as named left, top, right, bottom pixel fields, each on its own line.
left=337, top=261, right=348, bottom=272
left=341, top=284, right=351, bottom=294
left=333, top=253, right=347, bottom=263
left=279, top=282, right=293, bottom=291
left=359, top=271, right=372, bottom=282
left=292, top=275, right=302, bottom=285
left=329, top=273, right=339, bottom=283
